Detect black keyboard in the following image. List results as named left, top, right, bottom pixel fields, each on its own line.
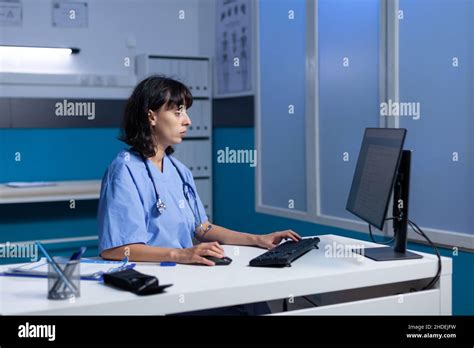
left=249, top=237, right=320, bottom=267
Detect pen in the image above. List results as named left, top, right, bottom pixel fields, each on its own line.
left=133, top=262, right=177, bottom=266
left=35, top=241, right=78, bottom=293
left=80, top=259, right=175, bottom=266
left=54, top=246, right=87, bottom=293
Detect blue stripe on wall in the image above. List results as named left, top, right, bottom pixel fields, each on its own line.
left=0, top=128, right=124, bottom=181
left=0, top=200, right=98, bottom=241
left=0, top=128, right=125, bottom=262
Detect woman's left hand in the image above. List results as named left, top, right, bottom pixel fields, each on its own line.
left=255, top=230, right=302, bottom=249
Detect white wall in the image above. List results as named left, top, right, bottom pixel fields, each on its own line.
left=197, top=0, right=216, bottom=58
left=0, top=0, right=213, bottom=98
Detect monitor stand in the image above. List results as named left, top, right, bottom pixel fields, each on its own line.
left=361, top=246, right=421, bottom=261
left=360, top=150, right=422, bottom=261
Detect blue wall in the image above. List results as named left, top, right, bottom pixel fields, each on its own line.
left=0, top=128, right=123, bottom=181
left=212, top=127, right=474, bottom=316
left=0, top=128, right=125, bottom=262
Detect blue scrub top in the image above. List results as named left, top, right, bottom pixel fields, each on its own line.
left=97, top=149, right=208, bottom=254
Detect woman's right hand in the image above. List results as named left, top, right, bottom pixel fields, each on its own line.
left=173, top=242, right=225, bottom=266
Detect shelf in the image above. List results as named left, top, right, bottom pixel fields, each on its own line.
left=0, top=180, right=101, bottom=204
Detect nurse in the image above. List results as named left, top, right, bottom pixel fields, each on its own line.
left=98, top=75, right=301, bottom=265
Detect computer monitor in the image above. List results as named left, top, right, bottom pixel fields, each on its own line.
left=346, top=128, right=422, bottom=261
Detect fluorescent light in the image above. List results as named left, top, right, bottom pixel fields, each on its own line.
left=0, top=45, right=80, bottom=57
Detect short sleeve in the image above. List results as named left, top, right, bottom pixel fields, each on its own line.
left=97, top=164, right=148, bottom=254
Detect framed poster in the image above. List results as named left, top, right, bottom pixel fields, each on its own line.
left=215, top=0, right=253, bottom=97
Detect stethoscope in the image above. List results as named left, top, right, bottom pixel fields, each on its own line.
left=141, top=153, right=204, bottom=233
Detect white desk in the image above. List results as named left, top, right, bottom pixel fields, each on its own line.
left=0, top=234, right=452, bottom=315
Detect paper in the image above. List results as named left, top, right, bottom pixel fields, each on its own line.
left=216, top=0, right=252, bottom=96
left=5, top=257, right=133, bottom=280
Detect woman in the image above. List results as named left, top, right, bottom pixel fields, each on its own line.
left=97, top=75, right=301, bottom=266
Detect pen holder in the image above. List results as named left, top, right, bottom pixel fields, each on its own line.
left=47, top=257, right=81, bottom=300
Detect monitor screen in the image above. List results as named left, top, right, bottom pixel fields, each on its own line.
left=346, top=128, right=407, bottom=230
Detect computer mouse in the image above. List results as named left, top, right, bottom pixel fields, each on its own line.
left=205, top=256, right=232, bottom=265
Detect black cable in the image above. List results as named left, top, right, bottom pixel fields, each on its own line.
left=368, top=216, right=441, bottom=291
left=408, top=219, right=442, bottom=291
left=368, top=217, right=397, bottom=245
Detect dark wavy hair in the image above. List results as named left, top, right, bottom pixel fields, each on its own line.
left=119, top=75, right=193, bottom=157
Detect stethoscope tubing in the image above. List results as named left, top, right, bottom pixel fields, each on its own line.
left=141, top=153, right=202, bottom=229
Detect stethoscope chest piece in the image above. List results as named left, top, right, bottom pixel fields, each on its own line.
left=156, top=198, right=166, bottom=214
left=141, top=152, right=201, bottom=229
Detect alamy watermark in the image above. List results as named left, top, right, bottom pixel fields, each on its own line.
left=55, top=99, right=96, bottom=120
left=324, top=242, right=365, bottom=262
left=380, top=99, right=421, bottom=120
left=0, top=242, right=38, bottom=261
left=18, top=322, right=55, bottom=341
left=216, top=147, right=257, bottom=167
